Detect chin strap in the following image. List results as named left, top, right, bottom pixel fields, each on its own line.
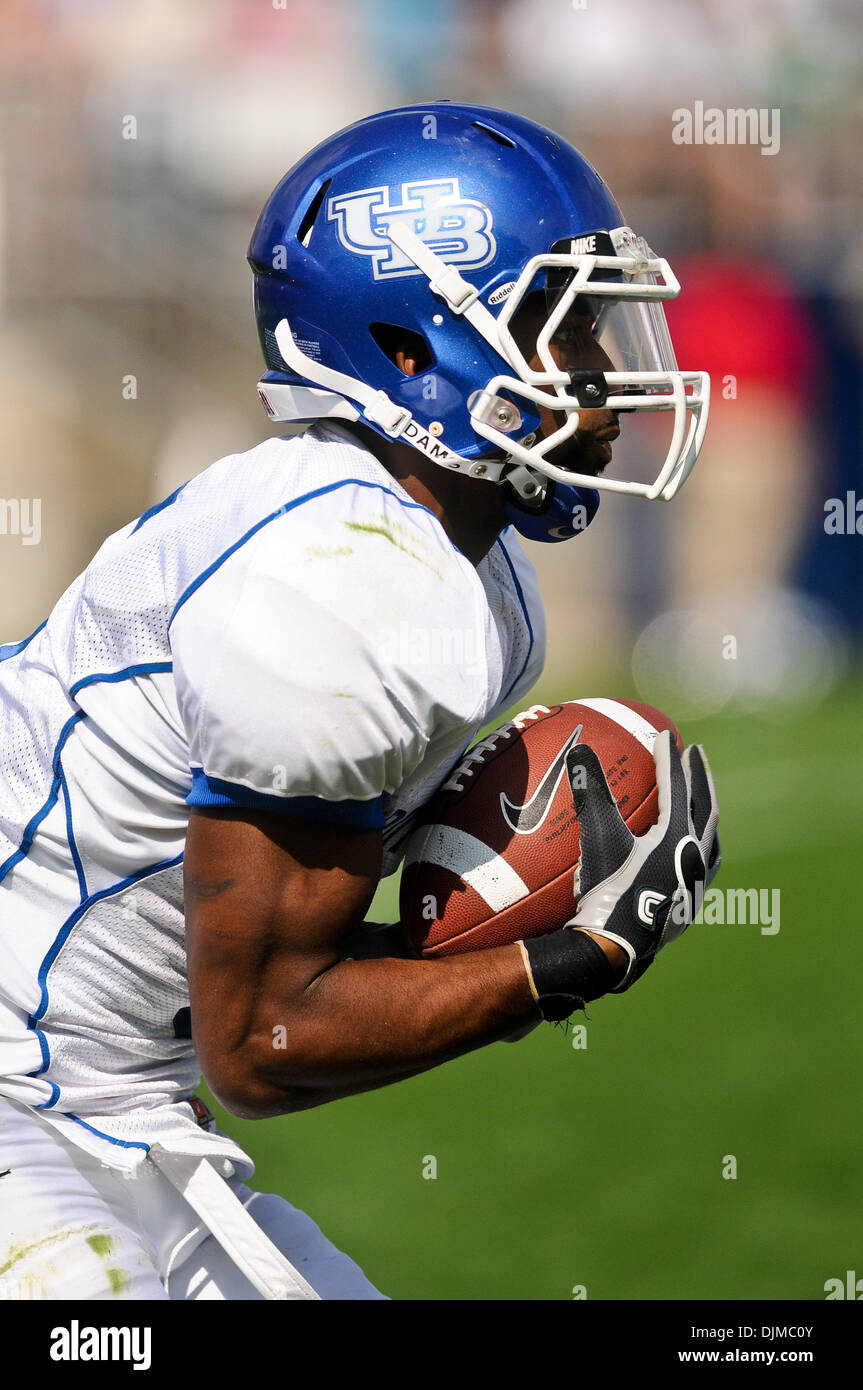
left=269, top=318, right=511, bottom=480
left=270, top=318, right=518, bottom=485
left=262, top=327, right=597, bottom=544
left=273, top=320, right=412, bottom=438
left=504, top=477, right=601, bottom=543
left=264, top=319, right=600, bottom=547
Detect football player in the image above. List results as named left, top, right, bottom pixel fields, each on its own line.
left=0, top=103, right=718, bottom=1300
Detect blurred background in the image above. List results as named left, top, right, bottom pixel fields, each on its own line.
left=1, top=0, right=860, bottom=1300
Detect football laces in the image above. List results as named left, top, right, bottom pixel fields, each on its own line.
left=443, top=704, right=550, bottom=794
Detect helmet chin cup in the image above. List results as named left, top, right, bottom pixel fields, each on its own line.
left=504, top=469, right=600, bottom=544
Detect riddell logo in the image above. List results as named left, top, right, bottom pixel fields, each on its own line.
left=488, top=281, right=516, bottom=306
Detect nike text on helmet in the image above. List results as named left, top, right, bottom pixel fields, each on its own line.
left=248, top=103, right=709, bottom=514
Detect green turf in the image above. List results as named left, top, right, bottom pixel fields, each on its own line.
left=201, top=681, right=863, bottom=1300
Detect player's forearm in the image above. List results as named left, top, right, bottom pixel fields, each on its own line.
left=214, top=945, right=538, bottom=1118
left=184, top=812, right=624, bottom=1118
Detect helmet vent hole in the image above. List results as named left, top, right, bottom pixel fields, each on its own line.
left=471, top=121, right=516, bottom=149
left=297, top=179, right=331, bottom=247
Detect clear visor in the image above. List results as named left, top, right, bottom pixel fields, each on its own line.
left=545, top=229, right=678, bottom=376
left=591, top=296, right=678, bottom=376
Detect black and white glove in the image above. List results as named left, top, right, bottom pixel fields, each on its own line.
left=565, top=731, right=720, bottom=991
left=521, top=731, right=720, bottom=1016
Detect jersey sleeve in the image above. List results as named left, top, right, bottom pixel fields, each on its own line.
left=169, top=486, right=488, bottom=828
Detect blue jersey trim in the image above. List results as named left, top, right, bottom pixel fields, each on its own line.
left=131, top=481, right=189, bottom=535
left=33, top=1026, right=51, bottom=1072
left=168, top=477, right=456, bottom=631
left=66, top=1115, right=150, bottom=1152
left=31, top=851, right=185, bottom=1025
left=29, top=851, right=185, bottom=1111
left=0, top=712, right=85, bottom=886
left=30, top=1079, right=61, bottom=1106
left=70, top=662, right=173, bottom=699
left=381, top=801, right=426, bottom=854
left=0, top=619, right=47, bottom=663
left=26, top=1025, right=55, bottom=1096
left=187, top=769, right=386, bottom=828
left=494, top=537, right=535, bottom=704
left=0, top=670, right=173, bottom=888
left=59, top=767, right=88, bottom=901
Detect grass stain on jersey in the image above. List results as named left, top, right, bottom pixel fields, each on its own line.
left=106, top=1266, right=130, bottom=1296
left=0, top=1221, right=104, bottom=1275
left=1, top=1223, right=131, bottom=1296
left=86, top=1233, right=113, bottom=1258
left=302, top=543, right=354, bottom=560
left=341, top=521, right=445, bottom=582
left=86, top=1232, right=131, bottom=1296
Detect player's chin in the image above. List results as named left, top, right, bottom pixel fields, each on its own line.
left=545, top=436, right=613, bottom=478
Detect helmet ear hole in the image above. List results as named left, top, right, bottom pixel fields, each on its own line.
left=369, top=323, right=434, bottom=374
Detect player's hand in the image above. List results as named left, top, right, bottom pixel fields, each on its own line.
left=564, top=731, right=720, bottom=991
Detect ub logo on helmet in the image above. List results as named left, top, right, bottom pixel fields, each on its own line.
left=328, top=178, right=496, bottom=281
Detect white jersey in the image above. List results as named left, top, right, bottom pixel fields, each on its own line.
left=0, top=422, right=545, bottom=1173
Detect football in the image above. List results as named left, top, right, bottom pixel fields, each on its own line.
left=400, top=698, right=683, bottom=957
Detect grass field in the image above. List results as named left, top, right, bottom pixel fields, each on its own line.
left=201, top=679, right=863, bottom=1301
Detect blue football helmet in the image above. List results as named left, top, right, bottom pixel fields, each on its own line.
left=248, top=103, right=709, bottom=542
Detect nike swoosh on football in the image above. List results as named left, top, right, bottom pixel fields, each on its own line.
left=499, top=724, right=584, bottom=835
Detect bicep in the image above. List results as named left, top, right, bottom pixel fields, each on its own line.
left=184, top=807, right=382, bottom=1102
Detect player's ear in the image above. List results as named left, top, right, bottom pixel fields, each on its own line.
left=394, top=348, right=424, bottom=377
left=370, top=323, right=433, bottom=376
